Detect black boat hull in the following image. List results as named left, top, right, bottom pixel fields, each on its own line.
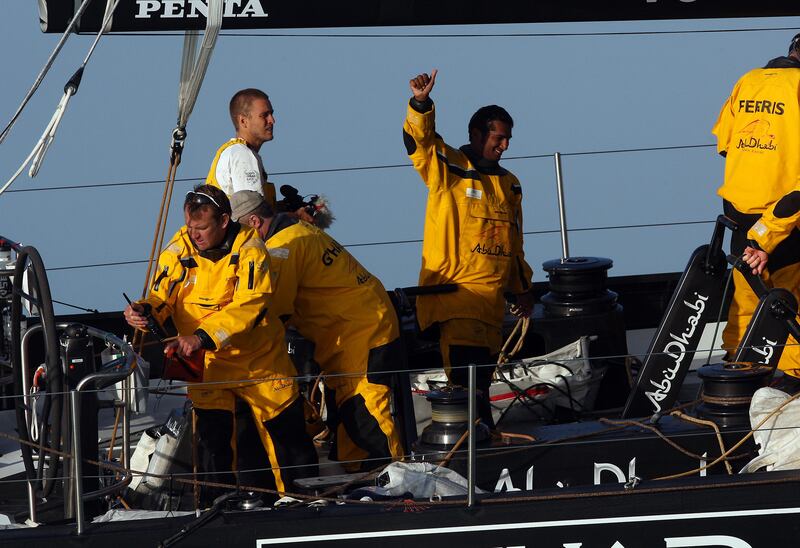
left=4, top=472, right=800, bottom=547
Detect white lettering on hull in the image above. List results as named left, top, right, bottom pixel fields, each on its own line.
left=645, top=292, right=709, bottom=412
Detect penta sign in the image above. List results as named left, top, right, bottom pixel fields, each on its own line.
left=39, top=1, right=800, bottom=34
left=134, top=0, right=268, bottom=20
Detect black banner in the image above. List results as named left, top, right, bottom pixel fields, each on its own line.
left=734, top=288, right=796, bottom=366
left=39, top=1, right=800, bottom=34
left=622, top=244, right=728, bottom=418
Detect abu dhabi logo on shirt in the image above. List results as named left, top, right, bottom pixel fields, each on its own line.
left=735, top=119, right=777, bottom=152
left=471, top=225, right=512, bottom=258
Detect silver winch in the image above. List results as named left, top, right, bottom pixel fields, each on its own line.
left=418, top=387, right=490, bottom=449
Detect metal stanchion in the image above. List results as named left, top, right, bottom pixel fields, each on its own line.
left=467, top=363, right=476, bottom=508
left=69, top=390, right=85, bottom=535
left=122, top=376, right=131, bottom=470
left=554, top=152, right=570, bottom=262
left=26, top=482, right=37, bottom=524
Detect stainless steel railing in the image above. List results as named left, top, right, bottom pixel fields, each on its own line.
left=22, top=323, right=137, bottom=533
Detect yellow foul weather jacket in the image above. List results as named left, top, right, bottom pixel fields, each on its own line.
left=264, top=215, right=400, bottom=377
left=142, top=223, right=296, bottom=393
left=403, top=101, right=534, bottom=330
left=206, top=138, right=277, bottom=208
left=713, top=57, right=800, bottom=253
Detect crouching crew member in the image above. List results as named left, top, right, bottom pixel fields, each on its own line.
left=712, top=33, right=800, bottom=390
left=230, top=189, right=404, bottom=471
left=124, top=184, right=317, bottom=497
left=403, top=70, right=535, bottom=428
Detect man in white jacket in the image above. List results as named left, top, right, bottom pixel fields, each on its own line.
left=206, top=88, right=278, bottom=206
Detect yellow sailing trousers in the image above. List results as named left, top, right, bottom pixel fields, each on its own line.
left=722, top=201, right=800, bottom=379
left=723, top=263, right=800, bottom=377
left=189, top=381, right=315, bottom=494
left=324, top=374, right=403, bottom=472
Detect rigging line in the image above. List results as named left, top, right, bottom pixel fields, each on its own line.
left=49, top=259, right=148, bottom=271
left=79, top=0, right=122, bottom=69
left=2, top=163, right=415, bottom=194
left=4, top=177, right=203, bottom=193
left=101, top=26, right=800, bottom=39
left=0, top=0, right=121, bottom=197
left=0, top=388, right=765, bottom=463
left=560, top=143, right=715, bottom=157
left=39, top=218, right=716, bottom=272
left=273, top=162, right=412, bottom=174
left=0, top=143, right=717, bottom=195
left=0, top=338, right=795, bottom=401
left=26, top=0, right=121, bottom=180
left=0, top=0, right=95, bottom=145
left=51, top=299, right=100, bottom=314
left=558, top=219, right=715, bottom=233
left=345, top=220, right=716, bottom=248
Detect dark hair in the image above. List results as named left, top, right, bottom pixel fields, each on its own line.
left=184, top=184, right=231, bottom=221
left=251, top=200, right=275, bottom=220
left=468, top=105, right=514, bottom=138
left=790, top=33, right=800, bottom=55
left=229, top=88, right=269, bottom=130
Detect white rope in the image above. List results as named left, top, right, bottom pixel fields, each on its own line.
left=28, top=0, right=121, bottom=177
left=0, top=0, right=94, bottom=145
left=28, top=92, right=74, bottom=178
left=177, top=0, right=223, bottom=129
left=0, top=92, right=72, bottom=197
left=28, top=366, right=46, bottom=444
left=81, top=0, right=121, bottom=66
left=0, top=0, right=120, bottom=197
left=29, top=393, right=39, bottom=444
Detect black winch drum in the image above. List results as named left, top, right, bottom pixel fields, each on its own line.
left=541, top=257, right=618, bottom=317
left=696, top=361, right=772, bottom=428
left=542, top=257, right=613, bottom=296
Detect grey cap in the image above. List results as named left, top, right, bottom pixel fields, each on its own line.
left=230, top=190, right=264, bottom=222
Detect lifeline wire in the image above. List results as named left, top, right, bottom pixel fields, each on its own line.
left=0, top=338, right=795, bottom=402
left=0, top=397, right=757, bottom=490
left=41, top=218, right=715, bottom=273
left=2, top=143, right=717, bottom=194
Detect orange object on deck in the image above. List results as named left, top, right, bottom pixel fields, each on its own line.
left=163, top=346, right=205, bottom=382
